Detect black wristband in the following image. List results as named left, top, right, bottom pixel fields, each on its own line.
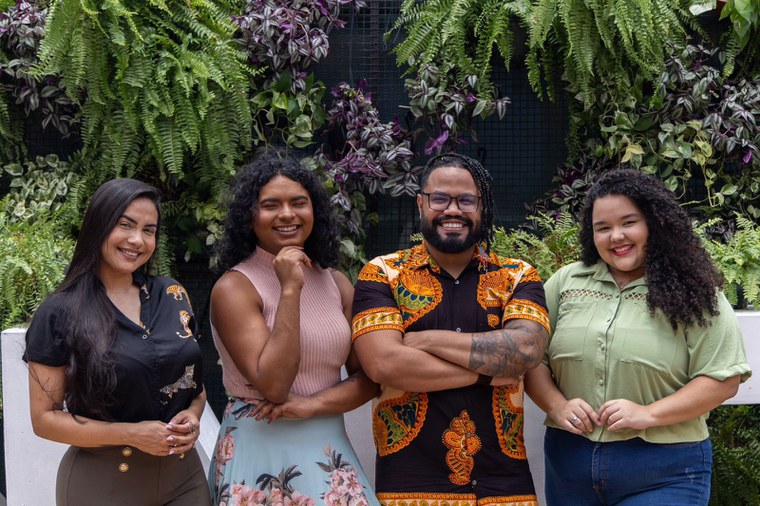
left=475, top=373, right=492, bottom=386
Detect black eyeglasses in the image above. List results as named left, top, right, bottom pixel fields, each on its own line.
left=421, top=192, right=481, bottom=213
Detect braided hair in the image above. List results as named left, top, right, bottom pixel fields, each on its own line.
left=419, top=153, right=496, bottom=252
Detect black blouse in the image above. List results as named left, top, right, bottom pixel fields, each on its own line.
left=24, top=272, right=204, bottom=423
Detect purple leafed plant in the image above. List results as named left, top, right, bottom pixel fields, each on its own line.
left=0, top=0, right=77, bottom=135
left=318, top=80, right=417, bottom=210
left=405, top=64, right=509, bottom=155
left=233, top=0, right=366, bottom=92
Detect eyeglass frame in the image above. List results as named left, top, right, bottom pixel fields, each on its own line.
left=420, top=192, right=482, bottom=213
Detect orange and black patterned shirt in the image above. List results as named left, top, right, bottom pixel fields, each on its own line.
left=352, top=244, right=550, bottom=506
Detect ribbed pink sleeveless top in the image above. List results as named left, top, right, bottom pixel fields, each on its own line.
left=211, top=247, right=351, bottom=401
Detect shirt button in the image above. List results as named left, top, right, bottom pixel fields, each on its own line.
left=598, top=379, right=604, bottom=386
left=118, top=463, right=129, bottom=473
left=153, top=362, right=159, bottom=368
left=455, top=280, right=460, bottom=285
left=471, top=479, right=477, bottom=486
left=455, top=327, right=462, bottom=332
left=121, top=447, right=132, bottom=457
left=141, top=334, right=148, bottom=340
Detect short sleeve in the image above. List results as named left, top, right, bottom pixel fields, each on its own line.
left=541, top=264, right=572, bottom=366
left=687, top=292, right=752, bottom=383
left=23, top=295, right=70, bottom=366
left=543, top=266, right=566, bottom=334
left=351, top=259, right=404, bottom=341
left=502, top=263, right=550, bottom=333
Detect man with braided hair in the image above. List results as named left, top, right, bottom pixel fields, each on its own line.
left=352, top=153, right=550, bottom=506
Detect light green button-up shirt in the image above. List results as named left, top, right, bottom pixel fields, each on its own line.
left=543, top=261, right=752, bottom=443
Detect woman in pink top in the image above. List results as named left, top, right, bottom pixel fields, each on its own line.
left=208, top=153, right=380, bottom=505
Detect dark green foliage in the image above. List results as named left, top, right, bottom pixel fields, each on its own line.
left=34, top=0, right=254, bottom=258
left=574, top=44, right=760, bottom=221
left=392, top=0, right=511, bottom=90
left=719, top=0, right=760, bottom=77
left=709, top=405, right=760, bottom=505
left=0, top=88, right=23, bottom=163
left=388, top=0, right=518, bottom=151
left=234, top=0, right=365, bottom=151
left=0, top=215, right=74, bottom=329
left=250, top=72, right=326, bottom=149
left=698, top=215, right=760, bottom=309
left=527, top=0, right=697, bottom=104
left=491, top=212, right=580, bottom=280
left=40, top=0, right=253, bottom=177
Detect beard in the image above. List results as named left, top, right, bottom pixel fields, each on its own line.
left=420, top=215, right=482, bottom=254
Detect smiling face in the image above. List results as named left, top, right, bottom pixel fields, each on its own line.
left=98, top=197, right=158, bottom=282
left=592, top=194, right=649, bottom=286
left=253, top=175, right=314, bottom=255
left=417, top=165, right=482, bottom=255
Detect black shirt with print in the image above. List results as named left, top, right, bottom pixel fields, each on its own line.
left=24, top=272, right=204, bottom=423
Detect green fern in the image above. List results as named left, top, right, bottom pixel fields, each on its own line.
left=697, top=215, right=760, bottom=309
left=35, top=0, right=254, bottom=260
left=528, top=0, right=694, bottom=104
left=491, top=212, right=581, bottom=280
left=0, top=213, right=75, bottom=329
left=390, top=0, right=524, bottom=97
left=708, top=405, right=760, bottom=505
left=0, top=91, right=23, bottom=163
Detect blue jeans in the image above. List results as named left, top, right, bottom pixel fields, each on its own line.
left=544, top=428, right=712, bottom=506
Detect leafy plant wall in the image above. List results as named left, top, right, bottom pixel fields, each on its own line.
left=1, top=1, right=756, bottom=308
left=1, top=0, right=759, bottom=500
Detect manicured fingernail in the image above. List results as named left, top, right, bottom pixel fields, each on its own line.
left=169, top=450, right=175, bottom=455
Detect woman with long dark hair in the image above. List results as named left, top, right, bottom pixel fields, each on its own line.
left=525, top=168, right=751, bottom=505
left=208, top=153, right=379, bottom=505
left=25, top=178, right=210, bottom=505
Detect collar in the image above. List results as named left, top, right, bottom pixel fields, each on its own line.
left=573, top=260, right=646, bottom=289
left=407, top=242, right=491, bottom=273
left=132, top=270, right=151, bottom=300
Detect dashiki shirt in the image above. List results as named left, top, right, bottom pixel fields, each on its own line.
left=352, top=244, right=550, bottom=506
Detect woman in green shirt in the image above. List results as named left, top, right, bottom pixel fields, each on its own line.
left=525, top=169, right=751, bottom=505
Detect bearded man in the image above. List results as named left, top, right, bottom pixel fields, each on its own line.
left=351, top=153, right=550, bottom=506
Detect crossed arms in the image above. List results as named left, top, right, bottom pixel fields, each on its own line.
left=353, top=318, right=548, bottom=393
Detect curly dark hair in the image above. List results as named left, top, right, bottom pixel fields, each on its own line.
left=215, top=153, right=341, bottom=272
left=580, top=168, right=723, bottom=329
left=420, top=153, right=495, bottom=252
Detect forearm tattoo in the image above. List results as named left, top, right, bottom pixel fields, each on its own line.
left=469, top=321, right=548, bottom=377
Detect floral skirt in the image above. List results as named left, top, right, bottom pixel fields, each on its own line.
left=209, top=398, right=380, bottom=506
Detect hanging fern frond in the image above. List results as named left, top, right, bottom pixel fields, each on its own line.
left=527, top=0, right=695, bottom=104
left=0, top=213, right=75, bottom=329
left=388, top=0, right=529, bottom=150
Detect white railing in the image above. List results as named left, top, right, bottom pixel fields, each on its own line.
left=2, top=311, right=758, bottom=505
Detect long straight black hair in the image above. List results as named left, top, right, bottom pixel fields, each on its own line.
left=55, top=178, right=161, bottom=419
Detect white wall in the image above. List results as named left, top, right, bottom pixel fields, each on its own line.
left=3, top=311, right=758, bottom=505
left=1, top=328, right=220, bottom=506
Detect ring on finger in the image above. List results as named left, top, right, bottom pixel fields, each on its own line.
left=570, top=415, right=580, bottom=426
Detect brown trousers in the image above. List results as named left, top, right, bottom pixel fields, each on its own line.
left=56, top=445, right=211, bottom=506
